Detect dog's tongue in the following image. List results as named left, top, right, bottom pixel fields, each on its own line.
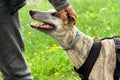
left=31, top=23, right=54, bottom=30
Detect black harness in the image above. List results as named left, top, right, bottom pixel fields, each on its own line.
left=74, top=37, right=120, bottom=80
left=113, top=38, right=120, bottom=80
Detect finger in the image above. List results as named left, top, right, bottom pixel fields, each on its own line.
left=58, top=10, right=68, bottom=24
left=70, top=15, right=76, bottom=25
left=65, top=6, right=77, bottom=25
left=66, top=6, right=77, bottom=18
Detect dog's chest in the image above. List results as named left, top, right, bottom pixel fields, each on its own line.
left=89, top=39, right=116, bottom=80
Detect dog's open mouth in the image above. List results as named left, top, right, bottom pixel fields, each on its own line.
left=30, top=22, right=56, bottom=30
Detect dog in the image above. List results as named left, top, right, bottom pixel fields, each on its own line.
left=29, top=9, right=118, bottom=80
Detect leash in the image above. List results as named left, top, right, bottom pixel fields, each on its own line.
left=63, top=31, right=80, bottom=50
left=74, top=40, right=101, bottom=80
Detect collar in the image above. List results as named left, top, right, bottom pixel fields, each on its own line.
left=63, top=31, right=80, bottom=50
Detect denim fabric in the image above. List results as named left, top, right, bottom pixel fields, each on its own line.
left=0, top=3, right=33, bottom=80
left=0, top=0, right=7, bottom=7
left=7, top=0, right=26, bottom=14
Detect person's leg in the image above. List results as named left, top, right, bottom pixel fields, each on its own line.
left=0, top=6, right=33, bottom=80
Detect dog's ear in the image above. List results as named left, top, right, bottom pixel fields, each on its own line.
left=68, top=15, right=76, bottom=26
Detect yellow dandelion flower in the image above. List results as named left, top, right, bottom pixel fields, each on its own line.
left=89, top=13, right=94, bottom=17
left=29, top=63, right=32, bottom=67
left=77, top=15, right=80, bottom=19
left=54, top=72, right=59, bottom=77
left=50, top=44, right=58, bottom=52
left=25, top=56, right=29, bottom=60
left=27, top=32, right=32, bottom=35
left=49, top=48, right=52, bottom=52
left=40, top=51, right=44, bottom=55
left=52, top=47, right=57, bottom=51
left=86, top=12, right=94, bottom=18
left=42, top=58, right=45, bottom=61
left=33, top=52, right=37, bottom=55
left=53, top=44, right=57, bottom=47
left=111, top=7, right=115, bottom=12
left=92, top=36, right=97, bottom=39
left=49, top=48, right=54, bottom=52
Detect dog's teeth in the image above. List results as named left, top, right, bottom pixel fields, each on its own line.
left=30, top=22, right=54, bottom=30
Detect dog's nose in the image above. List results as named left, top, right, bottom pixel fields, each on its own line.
left=29, top=10, right=35, bottom=16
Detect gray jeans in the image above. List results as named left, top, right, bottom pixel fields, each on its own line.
left=0, top=5, right=33, bottom=80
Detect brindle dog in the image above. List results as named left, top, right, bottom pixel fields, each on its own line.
left=29, top=9, right=117, bottom=80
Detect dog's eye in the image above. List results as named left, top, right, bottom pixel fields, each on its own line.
left=51, top=12, right=59, bottom=17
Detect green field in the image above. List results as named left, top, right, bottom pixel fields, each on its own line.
left=1, top=0, right=120, bottom=80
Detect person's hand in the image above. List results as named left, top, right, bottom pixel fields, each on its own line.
left=58, top=6, right=77, bottom=25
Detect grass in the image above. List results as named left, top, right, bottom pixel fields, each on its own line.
left=1, top=0, right=120, bottom=80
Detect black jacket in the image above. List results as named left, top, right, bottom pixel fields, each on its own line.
left=7, top=0, right=26, bottom=14
left=8, top=0, right=70, bottom=14
left=7, top=0, right=70, bottom=14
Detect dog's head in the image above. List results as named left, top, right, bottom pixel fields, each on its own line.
left=29, top=9, right=76, bottom=39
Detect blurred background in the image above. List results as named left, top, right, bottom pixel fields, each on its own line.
left=1, top=0, right=120, bottom=80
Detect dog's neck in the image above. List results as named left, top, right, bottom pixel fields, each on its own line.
left=58, top=26, right=94, bottom=69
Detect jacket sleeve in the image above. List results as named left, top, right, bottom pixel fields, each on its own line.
left=7, top=0, right=26, bottom=14
left=48, top=0, right=70, bottom=11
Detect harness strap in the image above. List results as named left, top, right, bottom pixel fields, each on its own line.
left=113, top=38, right=120, bottom=80
left=74, top=40, right=101, bottom=80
